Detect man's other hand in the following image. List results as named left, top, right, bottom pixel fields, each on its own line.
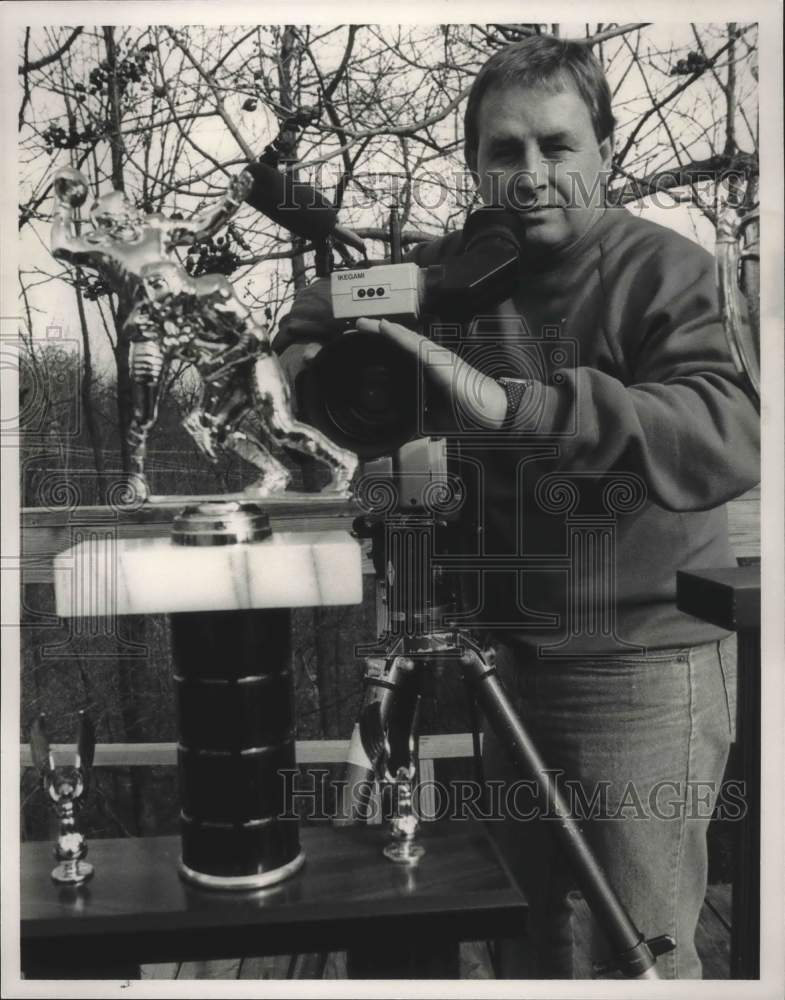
left=278, top=341, right=323, bottom=387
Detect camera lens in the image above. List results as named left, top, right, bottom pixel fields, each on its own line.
left=357, top=288, right=366, bottom=298
left=376, top=287, right=385, bottom=297
left=358, top=366, right=391, bottom=410
left=367, top=288, right=376, bottom=297
left=295, top=330, right=419, bottom=459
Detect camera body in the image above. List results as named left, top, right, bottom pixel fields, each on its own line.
left=297, top=207, right=529, bottom=517
left=331, top=263, right=425, bottom=321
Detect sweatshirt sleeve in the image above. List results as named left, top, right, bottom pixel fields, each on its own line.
left=511, top=230, right=760, bottom=512
left=272, top=276, right=347, bottom=355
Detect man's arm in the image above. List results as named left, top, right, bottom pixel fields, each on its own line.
left=272, top=275, right=353, bottom=386
left=519, top=234, right=760, bottom=512
left=273, top=276, right=347, bottom=352
left=51, top=211, right=95, bottom=265
left=354, top=316, right=508, bottom=429
left=357, top=238, right=759, bottom=513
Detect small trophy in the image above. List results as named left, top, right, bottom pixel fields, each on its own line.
left=29, top=711, right=96, bottom=885
left=380, top=696, right=425, bottom=865
left=382, top=762, right=426, bottom=865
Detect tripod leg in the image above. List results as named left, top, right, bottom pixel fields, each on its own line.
left=459, top=645, right=672, bottom=980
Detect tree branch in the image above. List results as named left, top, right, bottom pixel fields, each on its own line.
left=18, top=26, right=83, bottom=74
left=323, top=25, right=358, bottom=101
left=579, top=23, right=649, bottom=45
left=609, top=151, right=756, bottom=205
left=19, top=28, right=32, bottom=128
left=151, top=31, right=229, bottom=180
left=165, top=27, right=255, bottom=160
left=724, top=23, right=738, bottom=156
left=615, top=24, right=755, bottom=168
left=294, top=84, right=472, bottom=172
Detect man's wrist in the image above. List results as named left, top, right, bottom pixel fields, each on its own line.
left=498, top=377, right=534, bottom=428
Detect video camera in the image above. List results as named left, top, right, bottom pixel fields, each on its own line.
left=328, top=206, right=523, bottom=325
left=242, top=158, right=529, bottom=529
left=292, top=203, right=528, bottom=468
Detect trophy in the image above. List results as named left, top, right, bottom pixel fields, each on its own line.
left=50, top=166, right=358, bottom=503
left=382, top=763, right=425, bottom=866
left=380, top=695, right=425, bottom=865
left=29, top=711, right=96, bottom=885
left=49, top=162, right=365, bottom=892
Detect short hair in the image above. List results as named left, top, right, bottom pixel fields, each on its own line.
left=463, top=35, right=616, bottom=170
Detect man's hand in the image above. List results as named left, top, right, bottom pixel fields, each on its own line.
left=355, top=317, right=423, bottom=355
left=278, top=340, right=323, bottom=386
left=356, top=316, right=508, bottom=431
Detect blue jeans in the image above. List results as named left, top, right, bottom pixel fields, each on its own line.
left=483, top=636, right=737, bottom=979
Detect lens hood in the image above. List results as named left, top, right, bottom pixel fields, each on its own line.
left=295, top=329, right=421, bottom=459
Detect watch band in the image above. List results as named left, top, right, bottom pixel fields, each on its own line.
left=498, top=377, right=532, bottom=427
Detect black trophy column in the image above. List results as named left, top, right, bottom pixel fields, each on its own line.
left=171, top=605, right=303, bottom=888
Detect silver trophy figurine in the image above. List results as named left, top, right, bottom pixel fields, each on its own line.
left=29, top=711, right=96, bottom=885
left=380, top=696, right=425, bottom=865
left=50, top=166, right=357, bottom=502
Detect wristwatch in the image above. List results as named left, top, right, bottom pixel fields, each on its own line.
left=498, top=377, right=533, bottom=428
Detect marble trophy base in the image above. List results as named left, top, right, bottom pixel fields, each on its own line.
left=53, top=509, right=362, bottom=890
left=53, top=530, right=362, bottom=617
left=142, top=490, right=355, bottom=507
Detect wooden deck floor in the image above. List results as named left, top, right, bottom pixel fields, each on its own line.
left=140, top=883, right=731, bottom=981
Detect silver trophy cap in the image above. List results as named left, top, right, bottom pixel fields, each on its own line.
left=171, top=501, right=272, bottom=546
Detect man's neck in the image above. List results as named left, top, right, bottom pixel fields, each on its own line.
left=518, top=204, right=610, bottom=272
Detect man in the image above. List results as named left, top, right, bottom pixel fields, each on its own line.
left=273, top=36, right=759, bottom=979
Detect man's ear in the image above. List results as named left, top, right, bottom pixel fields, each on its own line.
left=464, top=144, right=479, bottom=186
left=598, top=134, right=614, bottom=172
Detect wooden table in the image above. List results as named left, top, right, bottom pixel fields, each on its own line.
left=677, top=564, right=761, bottom=980
left=21, top=820, right=526, bottom=980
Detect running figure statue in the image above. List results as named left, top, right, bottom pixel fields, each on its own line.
left=51, top=166, right=357, bottom=500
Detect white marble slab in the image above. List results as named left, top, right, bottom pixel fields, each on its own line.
left=53, top=530, right=362, bottom=617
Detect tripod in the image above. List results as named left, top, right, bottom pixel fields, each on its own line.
left=340, top=503, right=675, bottom=980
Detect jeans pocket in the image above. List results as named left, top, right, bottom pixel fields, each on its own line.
left=717, top=635, right=738, bottom=742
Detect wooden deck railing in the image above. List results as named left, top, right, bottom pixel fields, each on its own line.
left=20, top=734, right=480, bottom=827
left=19, top=733, right=477, bottom=770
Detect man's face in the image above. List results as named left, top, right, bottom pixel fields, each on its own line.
left=473, top=81, right=613, bottom=254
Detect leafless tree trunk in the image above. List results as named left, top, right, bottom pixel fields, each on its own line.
left=102, top=25, right=136, bottom=475
left=276, top=25, right=308, bottom=293
left=74, top=277, right=105, bottom=501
